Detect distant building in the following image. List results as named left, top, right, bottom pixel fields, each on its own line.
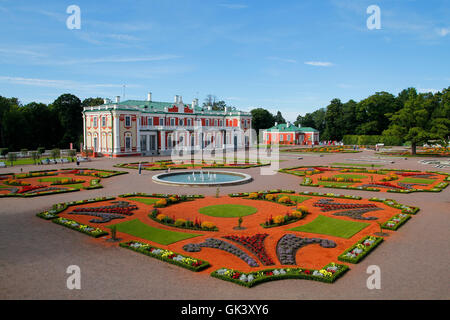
left=82, top=93, right=252, bottom=157
left=262, top=122, right=319, bottom=145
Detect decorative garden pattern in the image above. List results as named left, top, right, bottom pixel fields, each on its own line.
left=36, top=191, right=420, bottom=287
left=0, top=169, right=127, bottom=197
left=279, top=166, right=450, bottom=193
left=114, top=160, right=268, bottom=171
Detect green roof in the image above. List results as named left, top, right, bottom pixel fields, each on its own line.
left=265, top=123, right=318, bottom=133
left=84, top=99, right=249, bottom=116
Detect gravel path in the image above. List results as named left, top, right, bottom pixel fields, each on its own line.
left=0, top=149, right=449, bottom=299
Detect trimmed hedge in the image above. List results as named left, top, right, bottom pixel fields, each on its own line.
left=382, top=213, right=411, bottom=231
left=120, top=241, right=210, bottom=272
left=211, top=263, right=349, bottom=288
left=52, top=217, right=108, bottom=238
left=338, top=236, right=383, bottom=264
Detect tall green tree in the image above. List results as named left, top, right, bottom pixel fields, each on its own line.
left=82, top=97, right=104, bottom=107
left=274, top=111, right=286, bottom=124
left=322, top=99, right=345, bottom=141
left=383, top=92, right=443, bottom=154
left=355, top=92, right=398, bottom=135
left=250, top=108, right=275, bottom=137
left=50, top=94, right=82, bottom=148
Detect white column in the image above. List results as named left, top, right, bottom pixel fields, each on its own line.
left=82, top=114, right=86, bottom=150
left=136, top=114, right=141, bottom=153
left=113, top=112, right=120, bottom=154
left=160, top=131, right=166, bottom=151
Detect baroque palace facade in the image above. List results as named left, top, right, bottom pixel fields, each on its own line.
left=82, top=93, right=253, bottom=157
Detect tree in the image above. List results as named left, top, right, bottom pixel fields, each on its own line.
left=68, top=149, right=77, bottom=161
left=383, top=93, right=439, bottom=154
left=274, top=111, right=286, bottom=124
left=250, top=108, right=275, bottom=137
left=51, top=94, right=82, bottom=149
left=0, top=148, right=8, bottom=159
left=355, top=92, right=398, bottom=135
left=322, top=99, right=344, bottom=141
left=7, top=152, right=17, bottom=166
left=202, top=95, right=227, bottom=111
left=82, top=97, right=104, bottom=107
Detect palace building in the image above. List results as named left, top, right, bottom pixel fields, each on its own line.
left=262, top=122, right=319, bottom=145
left=82, top=93, right=253, bottom=157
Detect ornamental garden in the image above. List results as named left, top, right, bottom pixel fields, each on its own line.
left=36, top=189, right=419, bottom=287
left=279, top=166, right=450, bottom=193
left=114, top=160, right=268, bottom=171
left=0, top=168, right=127, bottom=197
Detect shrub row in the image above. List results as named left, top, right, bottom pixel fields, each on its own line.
left=120, top=241, right=210, bottom=272
left=338, top=236, right=383, bottom=264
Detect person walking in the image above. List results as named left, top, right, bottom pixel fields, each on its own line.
left=138, top=162, right=142, bottom=175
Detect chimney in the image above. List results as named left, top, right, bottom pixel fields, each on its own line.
left=115, top=96, right=120, bottom=103
left=174, top=95, right=179, bottom=103
left=192, top=98, right=198, bottom=107
left=147, top=92, right=152, bottom=102
left=275, top=122, right=278, bottom=126
left=103, top=98, right=108, bottom=104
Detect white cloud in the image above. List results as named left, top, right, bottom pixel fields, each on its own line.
left=0, top=75, right=139, bottom=91
left=219, top=3, right=248, bottom=9
left=437, top=28, right=450, bottom=36
left=304, top=61, right=334, bottom=67
left=267, top=57, right=297, bottom=64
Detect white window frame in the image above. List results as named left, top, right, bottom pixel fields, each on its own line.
left=148, top=117, right=153, bottom=126
left=93, top=116, right=98, bottom=127
left=102, top=116, right=106, bottom=127
left=125, top=116, right=131, bottom=127
left=170, top=118, right=175, bottom=126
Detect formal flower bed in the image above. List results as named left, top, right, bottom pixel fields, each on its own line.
left=282, top=166, right=449, bottom=193
left=35, top=193, right=420, bottom=287
left=120, top=241, right=210, bottom=272
left=338, top=236, right=383, bottom=263
left=0, top=169, right=126, bottom=197
left=369, top=198, right=419, bottom=214
left=211, top=262, right=349, bottom=287
left=52, top=217, right=108, bottom=238
left=149, top=208, right=218, bottom=231
left=114, top=161, right=268, bottom=171
left=298, top=191, right=362, bottom=199
left=36, top=196, right=116, bottom=220
left=119, top=192, right=204, bottom=200
left=382, top=213, right=411, bottom=230
left=50, top=178, right=86, bottom=185
left=261, top=209, right=308, bottom=228
left=223, top=234, right=274, bottom=266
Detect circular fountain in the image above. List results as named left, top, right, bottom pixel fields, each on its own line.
left=152, top=170, right=252, bottom=187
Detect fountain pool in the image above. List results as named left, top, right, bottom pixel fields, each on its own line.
left=152, top=170, right=252, bottom=187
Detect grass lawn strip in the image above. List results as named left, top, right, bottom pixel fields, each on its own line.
left=400, top=177, right=436, bottom=185
left=127, top=197, right=160, bottom=205
left=278, top=194, right=311, bottom=203
left=289, top=215, right=369, bottom=239
left=198, top=204, right=257, bottom=218
left=108, top=219, right=201, bottom=245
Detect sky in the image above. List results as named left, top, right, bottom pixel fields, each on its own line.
left=0, top=0, right=449, bottom=121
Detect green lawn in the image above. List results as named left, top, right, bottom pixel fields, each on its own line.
left=37, top=177, right=64, bottom=182
left=4, top=157, right=72, bottom=166
left=108, top=219, right=201, bottom=245
left=331, top=163, right=384, bottom=167
left=332, top=174, right=368, bottom=180
left=198, top=204, right=257, bottom=217
left=64, top=183, right=85, bottom=189
left=277, top=194, right=311, bottom=203
left=128, top=197, right=161, bottom=205
left=401, top=177, right=436, bottom=185
left=289, top=215, right=369, bottom=238
left=317, top=181, right=355, bottom=187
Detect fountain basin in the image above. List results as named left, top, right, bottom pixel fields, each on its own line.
left=152, top=170, right=252, bottom=187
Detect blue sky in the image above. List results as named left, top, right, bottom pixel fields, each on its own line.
left=0, top=0, right=449, bottom=121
